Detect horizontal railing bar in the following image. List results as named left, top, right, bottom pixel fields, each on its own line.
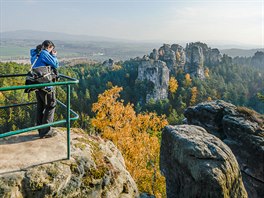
left=0, top=81, right=78, bottom=91
left=0, top=74, right=79, bottom=92
left=0, top=120, right=67, bottom=138
left=0, top=101, right=78, bottom=120
left=0, top=100, right=79, bottom=138
left=58, top=74, right=78, bottom=81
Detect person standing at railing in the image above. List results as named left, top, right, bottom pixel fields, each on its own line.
left=30, top=40, right=59, bottom=138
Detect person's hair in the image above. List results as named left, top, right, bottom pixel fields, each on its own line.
left=42, top=40, right=55, bottom=49
left=35, top=44, right=42, bottom=53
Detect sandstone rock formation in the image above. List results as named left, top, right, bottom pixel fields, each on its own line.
left=185, top=43, right=205, bottom=78
left=137, top=59, right=169, bottom=102
left=171, top=44, right=186, bottom=69
left=208, top=48, right=222, bottom=66
left=0, top=128, right=139, bottom=198
left=184, top=100, right=264, bottom=198
left=150, top=44, right=186, bottom=73
left=103, top=58, right=114, bottom=68
left=185, top=42, right=222, bottom=78
left=251, top=51, right=264, bottom=69
left=160, top=125, right=247, bottom=198
left=149, top=49, right=159, bottom=61
left=158, top=44, right=177, bottom=71
left=137, top=42, right=222, bottom=102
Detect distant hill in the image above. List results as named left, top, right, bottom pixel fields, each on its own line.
left=0, top=31, right=161, bottom=61
left=0, top=30, right=130, bottom=42
left=220, top=48, right=264, bottom=57
left=1, top=30, right=263, bottom=61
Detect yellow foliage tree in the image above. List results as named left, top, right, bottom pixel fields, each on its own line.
left=184, top=73, right=192, bottom=87
left=204, top=68, right=209, bottom=78
left=112, top=64, right=122, bottom=71
left=92, top=86, right=168, bottom=197
left=168, top=77, right=178, bottom=94
left=190, top=87, right=198, bottom=105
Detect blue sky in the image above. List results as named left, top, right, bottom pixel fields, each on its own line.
left=1, top=0, right=263, bottom=46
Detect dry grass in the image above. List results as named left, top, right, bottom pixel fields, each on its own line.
left=237, top=106, right=264, bottom=127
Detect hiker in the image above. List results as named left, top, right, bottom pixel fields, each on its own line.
left=30, top=40, right=59, bottom=138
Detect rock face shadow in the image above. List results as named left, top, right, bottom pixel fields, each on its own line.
left=0, top=130, right=67, bottom=174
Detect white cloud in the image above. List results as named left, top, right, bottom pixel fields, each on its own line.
left=162, top=2, right=263, bottom=45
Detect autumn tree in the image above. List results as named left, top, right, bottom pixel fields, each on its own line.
left=184, top=73, right=192, bottom=87
left=168, top=77, right=178, bottom=94
left=92, top=86, right=168, bottom=197
left=207, top=96, right=212, bottom=101
left=204, top=68, right=209, bottom=78
left=190, top=87, right=198, bottom=105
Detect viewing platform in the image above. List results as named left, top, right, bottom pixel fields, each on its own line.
left=0, top=74, right=79, bottom=174
left=0, top=128, right=68, bottom=175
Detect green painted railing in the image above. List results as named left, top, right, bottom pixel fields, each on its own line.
left=0, top=74, right=79, bottom=159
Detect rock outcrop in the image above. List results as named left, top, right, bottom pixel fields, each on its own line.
left=137, top=59, right=169, bottom=102
left=251, top=51, right=264, bottom=69
left=150, top=44, right=186, bottom=73
left=185, top=43, right=205, bottom=78
left=185, top=42, right=222, bottom=78
left=0, top=128, right=139, bottom=198
left=157, top=44, right=177, bottom=71
left=137, top=42, right=222, bottom=102
left=103, top=58, right=114, bottom=68
left=184, top=100, right=264, bottom=198
left=160, top=125, right=247, bottom=198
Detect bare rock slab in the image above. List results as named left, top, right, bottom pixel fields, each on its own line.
left=0, top=128, right=139, bottom=198
left=160, top=125, right=247, bottom=198
left=184, top=100, right=264, bottom=197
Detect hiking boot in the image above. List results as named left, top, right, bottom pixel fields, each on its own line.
left=39, top=130, right=58, bottom=139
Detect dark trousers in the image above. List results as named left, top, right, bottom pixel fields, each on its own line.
left=35, top=90, right=56, bottom=136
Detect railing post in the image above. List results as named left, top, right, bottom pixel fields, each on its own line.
left=67, top=84, right=71, bottom=159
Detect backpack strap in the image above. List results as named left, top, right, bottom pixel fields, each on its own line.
left=30, top=50, right=42, bottom=71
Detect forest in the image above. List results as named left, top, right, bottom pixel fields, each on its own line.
left=0, top=55, right=263, bottom=141
left=0, top=54, right=263, bottom=196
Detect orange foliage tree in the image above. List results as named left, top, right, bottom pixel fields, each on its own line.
left=184, top=73, right=192, bottom=87
left=92, top=86, right=168, bottom=197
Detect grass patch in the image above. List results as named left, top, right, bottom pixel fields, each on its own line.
left=237, top=106, right=264, bottom=127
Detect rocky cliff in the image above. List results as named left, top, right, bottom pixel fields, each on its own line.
left=137, top=42, right=222, bottom=102
left=154, top=44, right=186, bottom=73
left=137, top=58, right=169, bottom=102
left=185, top=42, right=222, bottom=78
left=184, top=100, right=264, bottom=198
left=185, top=43, right=205, bottom=78
left=251, top=51, right=264, bottom=69
left=0, top=128, right=139, bottom=198
left=148, top=42, right=221, bottom=77
left=160, top=125, right=247, bottom=198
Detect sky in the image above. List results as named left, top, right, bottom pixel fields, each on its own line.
left=0, top=0, right=263, bottom=47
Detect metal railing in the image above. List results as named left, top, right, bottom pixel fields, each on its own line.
left=0, top=74, right=79, bottom=159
